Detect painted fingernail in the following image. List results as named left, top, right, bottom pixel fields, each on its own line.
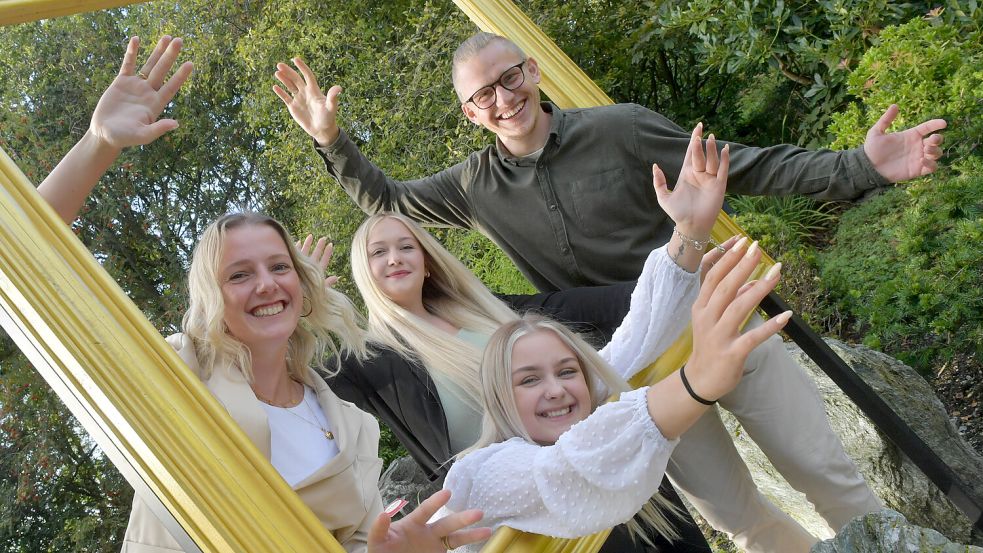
left=775, top=310, right=793, bottom=324
left=384, top=498, right=408, bottom=518
left=765, top=262, right=782, bottom=280
left=733, top=236, right=749, bottom=252
left=745, top=241, right=759, bottom=258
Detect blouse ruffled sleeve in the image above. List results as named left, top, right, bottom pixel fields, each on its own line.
left=443, top=388, right=678, bottom=539
left=598, top=245, right=700, bottom=381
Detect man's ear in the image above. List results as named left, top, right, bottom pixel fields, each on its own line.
left=526, top=57, right=542, bottom=85
left=461, top=102, right=481, bottom=126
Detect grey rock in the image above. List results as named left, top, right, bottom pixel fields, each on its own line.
left=718, top=339, right=983, bottom=544
left=811, top=509, right=983, bottom=552
left=378, top=456, right=441, bottom=512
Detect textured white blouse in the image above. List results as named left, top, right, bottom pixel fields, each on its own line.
left=441, top=245, right=700, bottom=544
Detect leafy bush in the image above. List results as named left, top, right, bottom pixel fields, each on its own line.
left=730, top=195, right=838, bottom=254
left=828, top=15, right=983, bottom=159
left=818, top=162, right=983, bottom=373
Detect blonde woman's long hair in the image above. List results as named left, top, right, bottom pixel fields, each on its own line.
left=351, top=213, right=516, bottom=406
left=183, top=212, right=367, bottom=384
left=461, top=314, right=682, bottom=544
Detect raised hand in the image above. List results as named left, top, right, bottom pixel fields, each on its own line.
left=296, top=234, right=339, bottom=288
left=653, top=123, right=729, bottom=241
left=863, top=104, right=946, bottom=182
left=685, top=238, right=791, bottom=402
left=90, top=35, right=194, bottom=149
left=367, top=489, right=491, bottom=553
left=38, top=35, right=193, bottom=223
left=273, top=58, right=341, bottom=146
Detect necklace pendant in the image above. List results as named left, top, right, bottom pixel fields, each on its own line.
left=324, top=430, right=334, bottom=440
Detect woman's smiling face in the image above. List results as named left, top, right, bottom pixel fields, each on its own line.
left=366, top=217, right=428, bottom=308
left=510, top=329, right=592, bottom=445
left=219, top=224, right=302, bottom=350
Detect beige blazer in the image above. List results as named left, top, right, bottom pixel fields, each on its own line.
left=120, top=334, right=383, bottom=553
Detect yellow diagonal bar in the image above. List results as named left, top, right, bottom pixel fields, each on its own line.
left=0, top=0, right=141, bottom=26
left=453, top=1, right=777, bottom=551
left=0, top=144, right=347, bottom=552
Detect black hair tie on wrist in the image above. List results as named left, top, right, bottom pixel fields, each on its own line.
left=680, top=365, right=717, bottom=406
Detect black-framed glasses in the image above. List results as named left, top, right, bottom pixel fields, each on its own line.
left=465, top=61, right=527, bottom=110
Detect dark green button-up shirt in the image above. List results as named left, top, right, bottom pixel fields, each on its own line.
left=317, top=103, right=887, bottom=291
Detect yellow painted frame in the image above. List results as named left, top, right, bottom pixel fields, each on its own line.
left=0, top=1, right=774, bottom=552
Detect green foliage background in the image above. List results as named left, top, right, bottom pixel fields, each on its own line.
left=0, top=0, right=980, bottom=550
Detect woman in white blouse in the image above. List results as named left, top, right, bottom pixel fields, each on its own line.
left=440, top=134, right=794, bottom=548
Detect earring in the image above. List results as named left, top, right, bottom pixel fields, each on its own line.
left=425, top=270, right=431, bottom=278
left=301, top=296, right=313, bottom=317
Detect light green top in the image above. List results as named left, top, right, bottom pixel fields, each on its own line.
left=430, top=329, right=489, bottom=454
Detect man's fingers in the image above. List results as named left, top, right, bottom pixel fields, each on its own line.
left=868, top=103, right=899, bottom=136
left=272, top=84, right=292, bottom=105
left=913, top=118, right=947, bottom=137
left=119, top=36, right=140, bottom=76
left=326, top=85, right=343, bottom=113
left=158, top=61, right=193, bottom=106
left=293, top=57, right=320, bottom=89
left=147, top=37, right=183, bottom=89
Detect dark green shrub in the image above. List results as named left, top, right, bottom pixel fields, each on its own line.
left=818, top=163, right=983, bottom=373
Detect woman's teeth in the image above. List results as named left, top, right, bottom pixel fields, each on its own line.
left=252, top=303, right=284, bottom=317
left=542, top=406, right=571, bottom=418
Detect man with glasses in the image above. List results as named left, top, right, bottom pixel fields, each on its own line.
left=276, top=32, right=944, bottom=552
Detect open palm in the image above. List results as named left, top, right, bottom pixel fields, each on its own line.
left=653, top=123, right=728, bottom=240
left=274, top=58, right=341, bottom=146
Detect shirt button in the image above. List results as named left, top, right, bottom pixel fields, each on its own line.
left=560, top=247, right=569, bottom=254
left=549, top=204, right=557, bottom=211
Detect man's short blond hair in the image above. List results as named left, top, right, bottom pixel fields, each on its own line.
left=452, top=32, right=527, bottom=101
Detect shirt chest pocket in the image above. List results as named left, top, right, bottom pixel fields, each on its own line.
left=569, top=168, right=639, bottom=238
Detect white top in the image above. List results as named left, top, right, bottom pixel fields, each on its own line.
left=259, top=385, right=340, bottom=487
left=441, top=245, right=700, bottom=544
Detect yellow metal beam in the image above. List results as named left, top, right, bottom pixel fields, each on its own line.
left=0, top=145, right=347, bottom=552
left=0, top=0, right=142, bottom=26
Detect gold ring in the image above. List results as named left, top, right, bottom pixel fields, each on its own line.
left=137, top=70, right=149, bottom=79
left=440, top=535, right=452, bottom=550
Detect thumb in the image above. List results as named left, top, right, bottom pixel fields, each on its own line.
left=868, top=104, right=899, bottom=137
left=325, top=85, right=343, bottom=114
left=140, top=119, right=179, bottom=144
left=652, top=163, right=670, bottom=204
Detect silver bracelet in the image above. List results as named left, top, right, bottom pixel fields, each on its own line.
left=673, top=226, right=723, bottom=252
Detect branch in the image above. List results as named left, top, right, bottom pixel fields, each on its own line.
left=773, top=54, right=812, bottom=85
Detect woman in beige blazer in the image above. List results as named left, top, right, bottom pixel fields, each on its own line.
left=38, top=35, right=490, bottom=553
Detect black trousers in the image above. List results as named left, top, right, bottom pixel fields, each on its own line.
left=599, top=478, right=710, bottom=553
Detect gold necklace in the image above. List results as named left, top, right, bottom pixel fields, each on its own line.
left=252, top=380, right=302, bottom=408
left=281, top=389, right=335, bottom=441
